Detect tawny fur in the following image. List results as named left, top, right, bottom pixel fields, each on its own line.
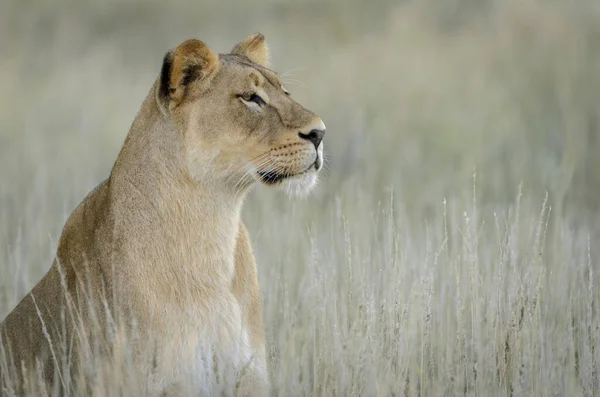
left=0, top=33, right=325, bottom=397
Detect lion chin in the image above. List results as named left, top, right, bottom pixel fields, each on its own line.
left=256, top=157, right=322, bottom=197
left=283, top=172, right=319, bottom=197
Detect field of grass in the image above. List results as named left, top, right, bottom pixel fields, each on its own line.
left=1, top=0, right=599, bottom=395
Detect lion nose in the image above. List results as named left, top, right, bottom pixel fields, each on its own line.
left=298, top=128, right=325, bottom=149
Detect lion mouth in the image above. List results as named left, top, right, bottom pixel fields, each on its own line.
left=258, top=161, right=319, bottom=185
left=257, top=170, right=286, bottom=185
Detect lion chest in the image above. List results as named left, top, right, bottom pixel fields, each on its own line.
left=141, top=292, right=252, bottom=394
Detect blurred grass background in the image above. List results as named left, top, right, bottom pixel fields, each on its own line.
left=1, top=0, right=600, bottom=395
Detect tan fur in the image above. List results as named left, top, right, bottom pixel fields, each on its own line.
left=231, top=33, right=269, bottom=67
left=0, top=34, right=325, bottom=396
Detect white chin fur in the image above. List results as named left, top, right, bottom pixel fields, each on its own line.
left=282, top=172, right=318, bottom=198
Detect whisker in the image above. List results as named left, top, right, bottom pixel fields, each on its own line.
left=280, top=67, right=307, bottom=77
left=224, top=152, right=272, bottom=186
left=231, top=156, right=279, bottom=200
left=322, top=156, right=332, bottom=177
left=282, top=79, right=307, bottom=88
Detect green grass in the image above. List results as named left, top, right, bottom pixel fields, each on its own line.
left=1, top=0, right=599, bottom=395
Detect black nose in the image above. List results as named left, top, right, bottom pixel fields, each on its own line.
left=298, top=129, right=325, bottom=148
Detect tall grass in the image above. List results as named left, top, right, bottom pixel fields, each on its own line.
left=1, top=0, right=599, bottom=395
left=259, top=182, right=599, bottom=395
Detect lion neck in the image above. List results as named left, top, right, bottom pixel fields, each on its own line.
left=108, top=81, right=247, bottom=287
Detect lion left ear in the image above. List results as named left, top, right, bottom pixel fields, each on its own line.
left=231, top=33, right=269, bottom=67
left=159, top=38, right=219, bottom=108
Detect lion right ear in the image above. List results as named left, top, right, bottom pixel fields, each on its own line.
left=158, top=39, right=219, bottom=108
left=231, top=33, right=269, bottom=67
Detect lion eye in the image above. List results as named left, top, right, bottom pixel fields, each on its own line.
left=240, top=93, right=266, bottom=107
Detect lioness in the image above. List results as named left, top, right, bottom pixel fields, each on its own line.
left=0, top=34, right=325, bottom=396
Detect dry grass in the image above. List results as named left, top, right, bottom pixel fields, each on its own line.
left=1, top=0, right=599, bottom=395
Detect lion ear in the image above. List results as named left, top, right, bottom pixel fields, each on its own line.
left=231, top=33, right=269, bottom=67
left=159, top=39, right=219, bottom=107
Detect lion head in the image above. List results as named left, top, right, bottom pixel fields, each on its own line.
left=156, top=33, right=326, bottom=197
